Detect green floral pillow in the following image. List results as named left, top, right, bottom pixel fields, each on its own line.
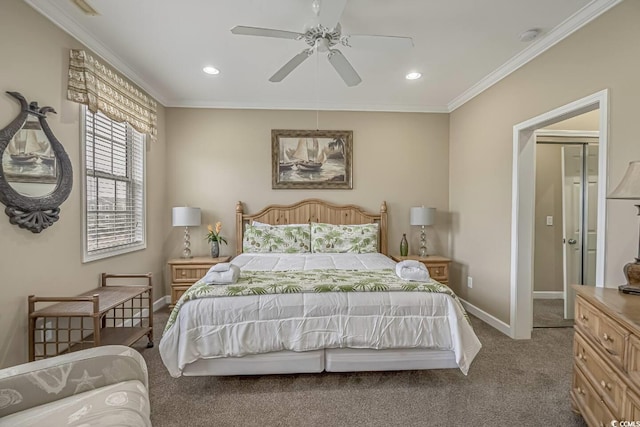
left=311, top=222, right=379, bottom=253
left=243, top=224, right=311, bottom=253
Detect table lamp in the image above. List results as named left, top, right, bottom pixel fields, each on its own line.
left=410, top=206, right=435, bottom=257
left=608, top=160, right=640, bottom=294
left=172, top=207, right=201, bottom=259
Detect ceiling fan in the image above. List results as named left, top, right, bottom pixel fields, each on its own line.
left=230, top=0, right=413, bottom=87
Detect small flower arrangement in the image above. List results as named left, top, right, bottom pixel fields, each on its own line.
left=206, top=221, right=228, bottom=245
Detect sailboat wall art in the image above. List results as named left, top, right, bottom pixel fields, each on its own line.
left=271, top=129, right=352, bottom=189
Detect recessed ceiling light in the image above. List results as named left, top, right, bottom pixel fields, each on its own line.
left=203, top=66, right=220, bottom=75
left=519, top=29, right=541, bottom=42
left=405, top=72, right=422, bottom=80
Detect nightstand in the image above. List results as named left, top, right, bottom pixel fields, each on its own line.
left=391, top=255, right=451, bottom=284
left=167, top=256, right=231, bottom=309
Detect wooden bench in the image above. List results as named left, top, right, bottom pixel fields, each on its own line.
left=28, top=273, right=153, bottom=361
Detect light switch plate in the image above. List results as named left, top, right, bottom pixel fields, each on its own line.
left=546, top=216, right=553, bottom=226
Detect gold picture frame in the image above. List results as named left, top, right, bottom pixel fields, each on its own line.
left=271, top=129, right=353, bottom=189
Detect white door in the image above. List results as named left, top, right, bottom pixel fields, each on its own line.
left=562, top=145, right=583, bottom=320
left=561, top=143, right=599, bottom=320
left=584, top=143, right=599, bottom=286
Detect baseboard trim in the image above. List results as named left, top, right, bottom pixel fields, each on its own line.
left=533, top=291, right=564, bottom=300
left=460, top=298, right=511, bottom=337
left=154, top=296, right=170, bottom=312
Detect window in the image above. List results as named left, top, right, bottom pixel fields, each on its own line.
left=82, top=106, right=146, bottom=262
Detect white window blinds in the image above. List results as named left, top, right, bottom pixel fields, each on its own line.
left=82, top=106, right=146, bottom=261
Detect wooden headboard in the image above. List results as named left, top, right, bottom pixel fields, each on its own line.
left=235, top=199, right=388, bottom=255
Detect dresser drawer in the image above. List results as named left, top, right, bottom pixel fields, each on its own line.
left=628, top=334, right=640, bottom=384
left=624, top=387, right=640, bottom=421
left=575, top=331, right=624, bottom=414
left=576, top=297, right=600, bottom=339
left=573, top=367, right=617, bottom=427
left=172, top=265, right=211, bottom=283
left=576, top=296, right=629, bottom=370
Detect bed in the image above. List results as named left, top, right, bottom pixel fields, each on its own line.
left=159, top=199, right=481, bottom=377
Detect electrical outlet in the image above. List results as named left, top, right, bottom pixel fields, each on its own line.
left=467, top=276, right=473, bottom=288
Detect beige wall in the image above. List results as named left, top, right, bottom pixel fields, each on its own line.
left=0, top=0, right=168, bottom=367
left=449, top=1, right=640, bottom=323
left=164, top=109, right=450, bottom=265
left=534, top=144, right=564, bottom=292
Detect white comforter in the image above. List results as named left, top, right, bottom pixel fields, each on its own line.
left=159, top=253, right=481, bottom=376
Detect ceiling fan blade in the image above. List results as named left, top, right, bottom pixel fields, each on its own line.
left=327, top=49, right=361, bottom=87
left=231, top=26, right=302, bottom=40
left=318, top=0, right=347, bottom=30
left=269, top=49, right=313, bottom=82
left=343, top=35, right=414, bottom=50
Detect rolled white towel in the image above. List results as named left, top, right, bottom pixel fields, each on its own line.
left=203, top=264, right=240, bottom=284
left=395, top=260, right=431, bottom=282
left=210, top=262, right=232, bottom=272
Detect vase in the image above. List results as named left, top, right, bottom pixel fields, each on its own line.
left=210, top=241, right=220, bottom=258
left=400, top=233, right=408, bottom=257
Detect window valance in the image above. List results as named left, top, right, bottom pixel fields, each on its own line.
left=67, top=49, right=157, bottom=142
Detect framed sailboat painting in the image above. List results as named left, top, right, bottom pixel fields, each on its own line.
left=271, top=129, right=353, bottom=189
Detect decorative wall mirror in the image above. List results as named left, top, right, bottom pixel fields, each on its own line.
left=0, top=92, right=72, bottom=233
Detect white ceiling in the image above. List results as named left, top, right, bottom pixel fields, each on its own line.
left=26, top=0, right=620, bottom=112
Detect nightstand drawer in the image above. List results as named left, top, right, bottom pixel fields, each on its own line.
left=172, top=265, right=212, bottom=283
left=426, top=263, right=448, bottom=281
left=168, top=256, right=231, bottom=308
left=171, top=285, right=191, bottom=308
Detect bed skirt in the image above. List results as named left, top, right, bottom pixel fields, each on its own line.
left=181, top=348, right=457, bottom=376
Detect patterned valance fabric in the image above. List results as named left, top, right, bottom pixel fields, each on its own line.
left=67, top=49, right=157, bottom=142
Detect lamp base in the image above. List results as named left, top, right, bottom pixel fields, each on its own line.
left=619, top=259, right=640, bottom=295
left=619, top=284, right=640, bottom=295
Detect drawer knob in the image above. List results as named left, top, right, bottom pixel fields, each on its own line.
left=602, top=333, right=610, bottom=341
left=576, top=386, right=585, bottom=395
left=181, top=271, right=186, bottom=276
left=578, top=353, right=586, bottom=362
left=580, top=314, right=588, bottom=321
left=600, top=380, right=611, bottom=390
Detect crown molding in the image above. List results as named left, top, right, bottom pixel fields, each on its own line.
left=447, top=0, right=623, bottom=112
left=23, top=0, right=170, bottom=106
left=164, top=99, right=450, bottom=113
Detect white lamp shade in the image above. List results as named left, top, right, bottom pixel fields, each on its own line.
left=410, top=207, right=435, bottom=226
left=609, top=161, right=640, bottom=200
left=172, top=207, right=201, bottom=227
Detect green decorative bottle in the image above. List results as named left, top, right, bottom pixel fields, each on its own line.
left=400, top=233, right=409, bottom=256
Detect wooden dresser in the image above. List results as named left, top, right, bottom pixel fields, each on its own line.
left=572, top=285, right=640, bottom=426
left=391, top=255, right=451, bottom=284
left=168, top=256, right=231, bottom=309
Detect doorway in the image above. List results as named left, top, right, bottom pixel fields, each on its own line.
left=533, top=134, right=599, bottom=328
left=510, top=90, right=608, bottom=339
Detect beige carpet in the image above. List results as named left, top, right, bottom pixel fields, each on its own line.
left=132, top=308, right=586, bottom=427
left=533, top=299, right=575, bottom=328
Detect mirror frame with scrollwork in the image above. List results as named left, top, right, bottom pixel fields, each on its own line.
left=0, top=91, right=72, bottom=233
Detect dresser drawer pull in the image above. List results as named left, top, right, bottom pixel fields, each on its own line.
left=580, top=314, right=588, bottom=321
left=576, top=386, right=585, bottom=395
left=599, top=380, right=611, bottom=390
left=181, top=271, right=186, bottom=276
left=602, top=333, right=611, bottom=342
left=577, top=353, right=587, bottom=362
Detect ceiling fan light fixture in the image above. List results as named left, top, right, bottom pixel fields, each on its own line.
left=405, top=72, right=422, bottom=80
left=203, top=66, right=220, bottom=75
